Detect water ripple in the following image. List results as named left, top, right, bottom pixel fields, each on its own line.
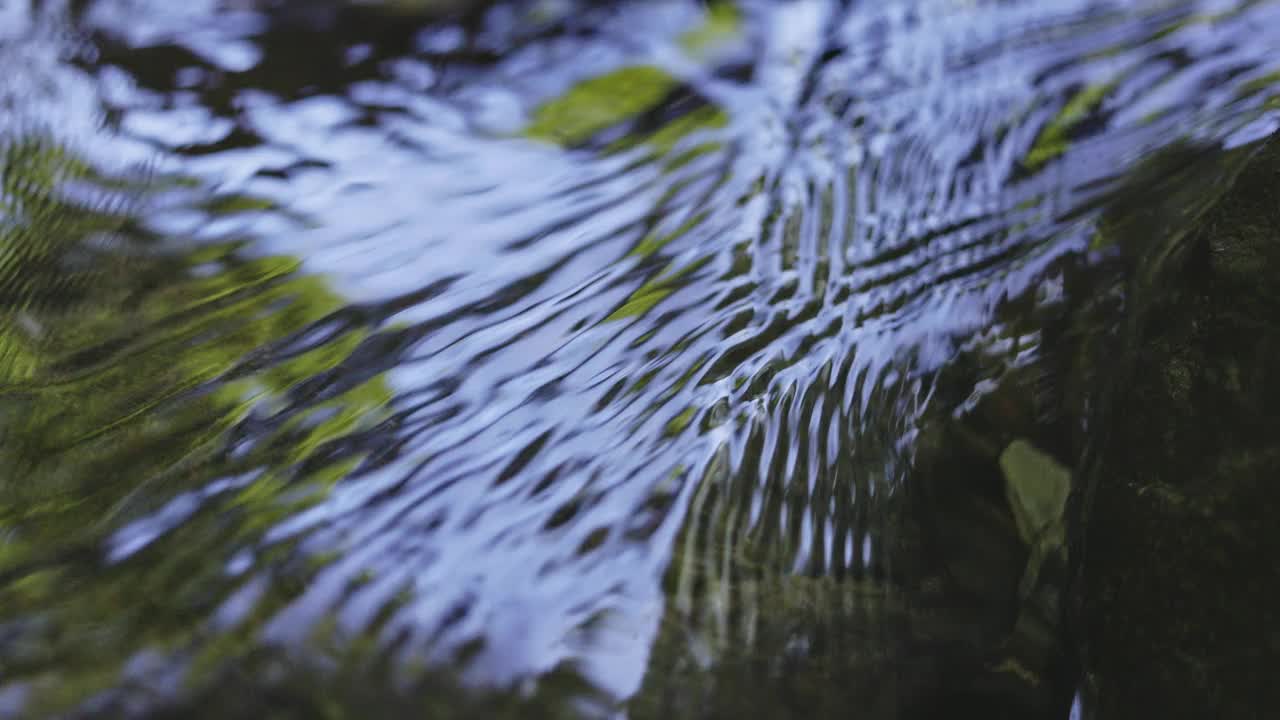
left=0, top=0, right=1278, bottom=715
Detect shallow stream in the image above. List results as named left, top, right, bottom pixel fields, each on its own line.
left=0, top=0, right=1278, bottom=716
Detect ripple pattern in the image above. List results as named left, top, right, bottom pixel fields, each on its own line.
left=0, top=0, right=1278, bottom=715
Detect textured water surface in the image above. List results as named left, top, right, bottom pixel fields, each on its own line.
left=0, top=0, right=1278, bottom=716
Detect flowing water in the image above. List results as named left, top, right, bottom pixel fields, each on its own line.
left=1, top=0, right=1278, bottom=716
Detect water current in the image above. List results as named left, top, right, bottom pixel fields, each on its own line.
left=0, top=0, right=1278, bottom=716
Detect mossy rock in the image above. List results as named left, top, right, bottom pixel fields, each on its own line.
left=1071, top=131, right=1280, bottom=719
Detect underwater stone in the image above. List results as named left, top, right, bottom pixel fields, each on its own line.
left=1072, top=131, right=1280, bottom=719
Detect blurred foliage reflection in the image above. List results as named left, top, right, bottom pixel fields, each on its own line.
left=0, top=134, right=397, bottom=715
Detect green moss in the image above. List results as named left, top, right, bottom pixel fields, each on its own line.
left=678, top=1, right=742, bottom=57
left=629, top=105, right=728, bottom=161
left=1024, top=82, right=1115, bottom=170
left=524, top=9, right=731, bottom=154
left=663, top=406, right=696, bottom=436
left=0, top=133, right=399, bottom=714
left=525, top=65, right=678, bottom=146
left=1000, top=439, right=1071, bottom=547
left=603, top=255, right=713, bottom=321
left=629, top=211, right=709, bottom=259
left=1235, top=68, right=1280, bottom=98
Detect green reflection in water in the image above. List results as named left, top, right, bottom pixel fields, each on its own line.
left=526, top=65, right=680, bottom=147
left=0, top=134, right=394, bottom=715
left=1024, top=82, right=1116, bottom=170
left=520, top=4, right=740, bottom=327
left=524, top=2, right=737, bottom=150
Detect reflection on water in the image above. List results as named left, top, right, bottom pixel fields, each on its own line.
left=0, top=0, right=1278, bottom=716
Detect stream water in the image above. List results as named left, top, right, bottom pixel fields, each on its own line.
left=1, top=0, right=1278, bottom=717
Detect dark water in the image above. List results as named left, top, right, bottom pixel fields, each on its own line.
left=1, top=0, right=1278, bottom=716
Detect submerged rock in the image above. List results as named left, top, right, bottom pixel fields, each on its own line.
left=1001, top=439, right=1070, bottom=598
left=1072, top=130, right=1280, bottom=719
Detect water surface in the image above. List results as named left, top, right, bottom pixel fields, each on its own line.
left=1, top=0, right=1278, bottom=716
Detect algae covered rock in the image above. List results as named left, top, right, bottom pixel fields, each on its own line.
left=1072, top=130, right=1280, bottom=719
left=1001, top=439, right=1070, bottom=590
